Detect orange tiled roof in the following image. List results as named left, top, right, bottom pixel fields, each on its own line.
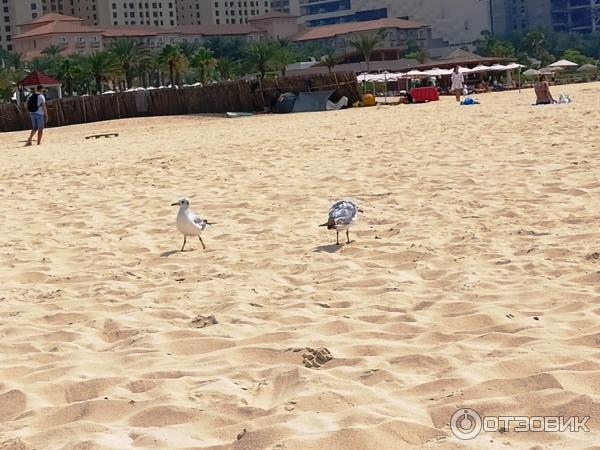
left=20, top=13, right=84, bottom=27
left=293, top=18, right=428, bottom=42
left=14, top=21, right=101, bottom=39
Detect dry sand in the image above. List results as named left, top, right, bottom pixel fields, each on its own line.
left=1, top=83, right=599, bottom=450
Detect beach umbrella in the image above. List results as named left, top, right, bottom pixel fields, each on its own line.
left=549, top=59, right=578, bottom=68
left=405, top=69, right=428, bottom=77
left=577, top=64, right=597, bottom=72
left=489, top=64, right=509, bottom=71
left=522, top=68, right=540, bottom=76
left=425, top=68, right=452, bottom=76
left=469, top=64, right=491, bottom=73
left=504, top=63, right=525, bottom=70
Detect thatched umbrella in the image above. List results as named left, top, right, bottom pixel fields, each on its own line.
left=577, top=64, right=597, bottom=72
left=523, top=68, right=540, bottom=77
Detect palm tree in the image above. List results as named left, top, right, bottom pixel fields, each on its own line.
left=85, top=51, right=120, bottom=94
left=27, top=56, right=54, bottom=73
left=406, top=46, right=431, bottom=63
left=215, top=57, right=235, bottom=80
left=524, top=29, right=546, bottom=58
left=321, top=48, right=339, bottom=74
left=42, top=44, right=63, bottom=58
left=8, top=52, right=24, bottom=71
left=272, top=44, right=299, bottom=76
left=137, top=49, right=160, bottom=87
left=178, top=41, right=199, bottom=60
left=57, top=55, right=87, bottom=96
left=0, top=68, right=18, bottom=102
left=159, top=44, right=188, bottom=87
left=245, top=42, right=276, bottom=78
left=108, top=37, right=149, bottom=89
left=350, top=30, right=384, bottom=72
left=192, top=47, right=216, bottom=84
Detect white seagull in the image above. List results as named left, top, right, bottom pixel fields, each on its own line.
left=171, top=198, right=210, bottom=251
left=320, top=200, right=362, bottom=245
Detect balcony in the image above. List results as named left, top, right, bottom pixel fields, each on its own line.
left=75, top=41, right=86, bottom=48
left=90, top=41, right=101, bottom=48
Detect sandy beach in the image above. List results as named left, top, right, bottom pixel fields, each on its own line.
left=1, top=83, right=599, bottom=449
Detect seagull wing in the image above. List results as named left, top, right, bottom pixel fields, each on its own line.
left=192, top=215, right=209, bottom=230
left=329, top=201, right=358, bottom=226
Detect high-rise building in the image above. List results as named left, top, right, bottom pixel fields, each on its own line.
left=550, top=0, right=600, bottom=32
left=491, top=0, right=599, bottom=35
left=271, top=0, right=494, bottom=45
left=1, top=0, right=45, bottom=50
left=67, top=0, right=177, bottom=27
left=42, top=0, right=71, bottom=14
left=177, top=0, right=271, bottom=26
left=491, top=0, right=552, bottom=34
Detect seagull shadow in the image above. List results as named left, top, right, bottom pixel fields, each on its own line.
left=160, top=250, right=180, bottom=257
left=314, top=244, right=343, bottom=253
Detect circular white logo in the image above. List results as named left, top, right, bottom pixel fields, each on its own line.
left=451, top=408, right=482, bottom=440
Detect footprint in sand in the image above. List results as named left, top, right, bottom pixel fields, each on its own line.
left=191, top=315, right=218, bottom=328
left=300, top=348, right=333, bottom=369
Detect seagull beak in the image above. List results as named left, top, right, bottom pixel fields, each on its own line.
left=170, top=202, right=179, bottom=206
left=358, top=209, right=364, bottom=213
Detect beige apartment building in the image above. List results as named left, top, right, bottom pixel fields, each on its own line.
left=272, top=0, right=494, bottom=45
left=68, top=0, right=178, bottom=27
left=42, top=0, right=70, bottom=14
left=177, top=0, right=271, bottom=25
left=1, top=0, right=44, bottom=50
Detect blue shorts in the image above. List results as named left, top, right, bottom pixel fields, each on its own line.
left=30, top=113, right=45, bottom=130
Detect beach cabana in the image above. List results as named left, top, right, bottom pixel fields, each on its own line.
left=17, top=70, right=62, bottom=104
left=549, top=59, right=578, bottom=68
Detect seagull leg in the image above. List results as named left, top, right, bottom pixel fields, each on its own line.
left=198, top=236, right=206, bottom=250
left=181, top=236, right=186, bottom=252
left=336, top=231, right=339, bottom=245
left=347, top=229, right=350, bottom=244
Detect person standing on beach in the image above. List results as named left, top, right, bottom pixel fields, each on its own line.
left=450, top=66, right=464, bottom=103
left=26, top=85, right=48, bottom=146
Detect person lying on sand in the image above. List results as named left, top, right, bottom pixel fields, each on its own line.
left=534, top=75, right=555, bottom=105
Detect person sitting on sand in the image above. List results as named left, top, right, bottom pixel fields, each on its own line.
left=534, top=75, right=555, bottom=105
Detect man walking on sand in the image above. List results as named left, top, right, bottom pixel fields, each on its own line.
left=26, top=85, right=48, bottom=146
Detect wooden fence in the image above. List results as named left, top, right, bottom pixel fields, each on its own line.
left=0, top=72, right=360, bottom=132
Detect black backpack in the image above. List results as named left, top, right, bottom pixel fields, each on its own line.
left=27, top=93, right=39, bottom=113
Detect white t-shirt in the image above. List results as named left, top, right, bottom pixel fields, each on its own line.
left=450, top=72, right=464, bottom=91
left=31, top=93, right=46, bottom=115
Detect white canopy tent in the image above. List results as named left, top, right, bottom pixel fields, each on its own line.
left=355, top=61, right=529, bottom=95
